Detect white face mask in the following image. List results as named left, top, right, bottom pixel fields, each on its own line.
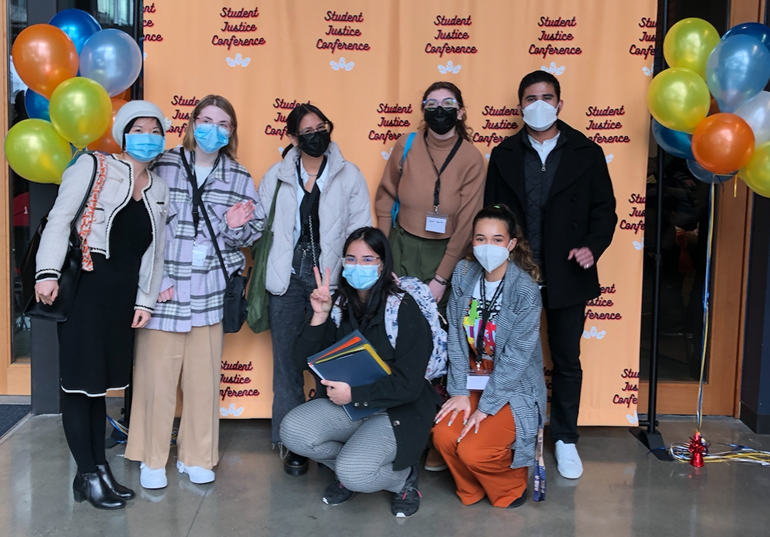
left=522, top=100, right=559, bottom=132
left=473, top=244, right=511, bottom=273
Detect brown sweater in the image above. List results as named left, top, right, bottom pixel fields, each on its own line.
left=375, top=130, right=485, bottom=280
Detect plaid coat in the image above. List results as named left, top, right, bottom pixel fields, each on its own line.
left=447, top=259, right=547, bottom=469
left=146, top=147, right=265, bottom=332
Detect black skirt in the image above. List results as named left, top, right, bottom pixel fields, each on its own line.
left=58, top=198, right=153, bottom=396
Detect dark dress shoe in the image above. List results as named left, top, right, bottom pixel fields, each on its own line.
left=284, top=452, right=309, bottom=476
left=73, top=471, right=126, bottom=510
left=508, top=488, right=528, bottom=508
left=96, top=463, right=135, bottom=500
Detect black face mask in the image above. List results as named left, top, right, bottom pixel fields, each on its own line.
left=298, top=130, right=331, bottom=158
left=424, top=107, right=458, bottom=135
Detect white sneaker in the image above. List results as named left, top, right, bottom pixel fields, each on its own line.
left=177, top=460, right=215, bottom=484
left=140, top=463, right=168, bottom=489
left=555, top=440, right=583, bottom=479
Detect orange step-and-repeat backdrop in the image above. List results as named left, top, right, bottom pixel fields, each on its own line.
left=144, top=0, right=655, bottom=425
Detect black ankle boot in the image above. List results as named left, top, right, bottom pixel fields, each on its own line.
left=96, top=463, right=135, bottom=500
left=283, top=452, right=309, bottom=476
left=73, top=471, right=126, bottom=509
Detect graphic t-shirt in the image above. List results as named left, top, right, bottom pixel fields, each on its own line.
left=463, top=278, right=503, bottom=372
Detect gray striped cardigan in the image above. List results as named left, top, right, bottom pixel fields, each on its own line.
left=447, top=259, right=547, bottom=469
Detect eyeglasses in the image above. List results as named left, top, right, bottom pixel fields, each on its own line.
left=342, top=255, right=381, bottom=265
left=423, top=98, right=459, bottom=111
left=196, top=117, right=233, bottom=131
left=298, top=124, right=329, bottom=139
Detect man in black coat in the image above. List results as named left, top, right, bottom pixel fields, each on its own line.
left=484, top=71, right=617, bottom=480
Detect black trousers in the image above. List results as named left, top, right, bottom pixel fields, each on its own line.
left=542, top=289, right=586, bottom=444
left=60, top=391, right=107, bottom=474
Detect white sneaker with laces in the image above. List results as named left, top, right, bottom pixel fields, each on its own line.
left=555, top=440, right=583, bottom=479
left=140, top=463, right=168, bottom=489
left=177, top=460, right=215, bottom=484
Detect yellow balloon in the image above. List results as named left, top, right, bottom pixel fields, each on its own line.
left=648, top=67, right=711, bottom=133
left=741, top=141, right=770, bottom=197
left=663, top=18, right=721, bottom=79
left=49, top=77, right=112, bottom=148
left=4, top=119, right=72, bottom=184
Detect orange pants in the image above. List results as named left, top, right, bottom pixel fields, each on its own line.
left=433, top=391, right=528, bottom=507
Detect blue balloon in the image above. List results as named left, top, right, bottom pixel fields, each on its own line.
left=49, top=9, right=101, bottom=55
left=80, top=29, right=142, bottom=97
left=723, top=22, right=770, bottom=54
left=706, top=35, right=770, bottom=113
left=652, top=119, right=694, bottom=160
left=687, top=159, right=734, bottom=185
left=24, top=89, right=50, bottom=121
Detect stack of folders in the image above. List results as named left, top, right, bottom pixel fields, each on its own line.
left=307, top=330, right=391, bottom=420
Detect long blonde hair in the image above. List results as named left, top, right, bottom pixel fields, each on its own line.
left=471, top=204, right=541, bottom=282
left=183, top=94, right=239, bottom=160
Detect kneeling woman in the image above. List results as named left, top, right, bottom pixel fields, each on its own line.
left=433, top=205, right=546, bottom=508
left=280, top=227, right=441, bottom=518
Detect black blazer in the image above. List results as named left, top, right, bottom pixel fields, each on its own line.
left=293, top=294, right=441, bottom=471
left=484, top=120, right=617, bottom=309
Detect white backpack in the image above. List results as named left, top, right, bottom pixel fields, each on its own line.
left=330, top=276, right=447, bottom=380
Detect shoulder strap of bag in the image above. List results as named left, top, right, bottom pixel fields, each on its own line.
left=180, top=150, right=231, bottom=285
left=266, top=180, right=281, bottom=229
left=399, top=132, right=416, bottom=177
left=68, top=153, right=100, bottom=243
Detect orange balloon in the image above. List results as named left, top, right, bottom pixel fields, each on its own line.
left=11, top=24, right=78, bottom=99
left=116, top=88, right=132, bottom=101
left=692, top=113, right=755, bottom=174
left=87, top=99, right=129, bottom=154
left=709, top=96, right=720, bottom=116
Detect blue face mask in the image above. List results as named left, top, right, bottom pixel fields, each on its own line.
left=194, top=123, right=230, bottom=154
left=124, top=133, right=165, bottom=162
left=342, top=264, right=381, bottom=290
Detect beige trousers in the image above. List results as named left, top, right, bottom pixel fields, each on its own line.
left=125, top=324, right=223, bottom=470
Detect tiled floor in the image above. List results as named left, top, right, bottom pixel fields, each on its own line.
left=0, top=411, right=768, bottom=537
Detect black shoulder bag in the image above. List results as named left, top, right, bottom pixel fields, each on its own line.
left=21, top=153, right=99, bottom=322
left=180, top=151, right=250, bottom=333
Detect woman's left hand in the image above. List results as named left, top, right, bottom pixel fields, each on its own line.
left=458, top=410, right=488, bottom=442
left=321, top=380, right=352, bottom=405
left=225, top=200, right=255, bottom=229
left=428, top=278, right=446, bottom=304
left=131, top=310, right=152, bottom=329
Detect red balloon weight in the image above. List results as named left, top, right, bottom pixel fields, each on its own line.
left=87, top=98, right=129, bottom=154
left=692, top=113, right=755, bottom=174
left=11, top=24, right=79, bottom=99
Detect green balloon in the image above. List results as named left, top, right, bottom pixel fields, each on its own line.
left=49, top=77, right=112, bottom=148
left=4, top=119, right=72, bottom=184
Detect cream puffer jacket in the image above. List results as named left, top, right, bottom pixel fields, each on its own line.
left=35, top=153, right=169, bottom=313
left=258, top=142, right=372, bottom=295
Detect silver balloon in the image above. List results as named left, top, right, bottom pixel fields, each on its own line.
left=735, top=91, right=770, bottom=147
left=79, top=29, right=142, bottom=97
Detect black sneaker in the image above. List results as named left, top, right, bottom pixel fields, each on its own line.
left=322, top=480, right=355, bottom=506
left=391, top=465, right=421, bottom=518
left=508, top=488, right=528, bottom=508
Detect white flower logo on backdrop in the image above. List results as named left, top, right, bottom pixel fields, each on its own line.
left=438, top=60, right=461, bottom=74
left=331, top=57, right=355, bottom=71
left=163, top=117, right=173, bottom=131
left=582, top=326, right=607, bottom=340
left=605, top=154, right=614, bottom=164
left=226, top=53, right=251, bottom=67
left=541, top=62, right=565, bottom=75
left=382, top=147, right=393, bottom=160
left=642, top=66, right=653, bottom=77
left=626, top=410, right=639, bottom=425
left=278, top=146, right=284, bottom=155
left=484, top=153, right=491, bottom=162
left=220, top=403, right=244, bottom=417
left=633, top=238, right=644, bottom=251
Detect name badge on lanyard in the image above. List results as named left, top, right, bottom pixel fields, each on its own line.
left=424, top=133, right=463, bottom=234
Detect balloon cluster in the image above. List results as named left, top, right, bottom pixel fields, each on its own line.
left=5, top=9, right=142, bottom=184
left=649, top=19, right=770, bottom=196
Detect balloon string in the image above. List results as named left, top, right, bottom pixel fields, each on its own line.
left=734, top=174, right=738, bottom=198
left=697, top=182, right=716, bottom=432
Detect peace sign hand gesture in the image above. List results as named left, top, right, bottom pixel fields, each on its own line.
left=310, top=266, right=333, bottom=326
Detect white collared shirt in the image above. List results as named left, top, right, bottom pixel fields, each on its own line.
left=528, top=132, right=561, bottom=165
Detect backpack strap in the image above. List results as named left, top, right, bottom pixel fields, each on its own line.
left=390, top=132, right=417, bottom=228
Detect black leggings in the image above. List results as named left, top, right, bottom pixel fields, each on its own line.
left=60, top=392, right=107, bottom=474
